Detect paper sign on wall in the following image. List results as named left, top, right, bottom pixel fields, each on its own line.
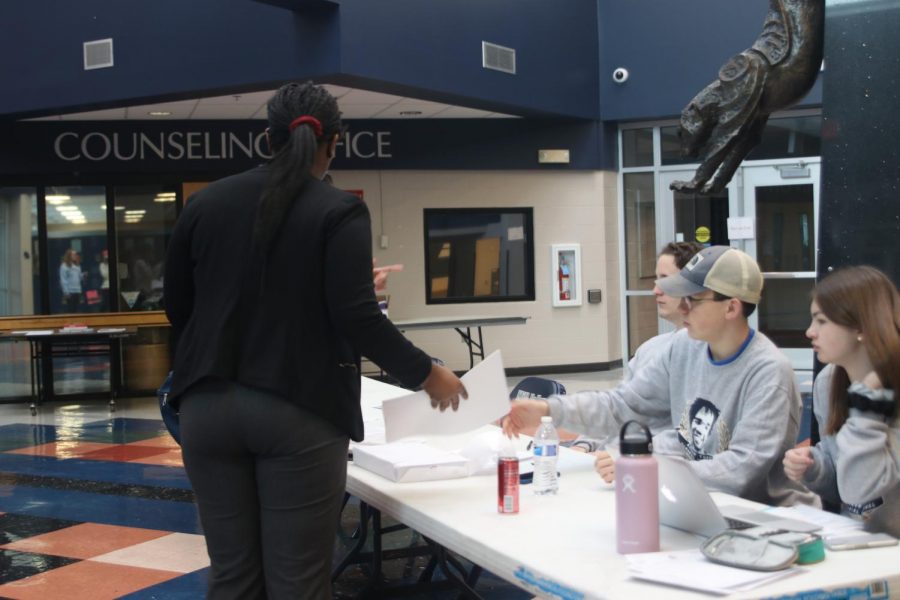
left=727, top=217, right=755, bottom=240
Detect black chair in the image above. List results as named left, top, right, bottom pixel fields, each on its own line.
left=797, top=392, right=813, bottom=445
left=509, top=376, right=566, bottom=400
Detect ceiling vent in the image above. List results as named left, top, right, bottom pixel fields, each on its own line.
left=84, top=38, right=114, bottom=70
left=482, top=41, right=516, bottom=75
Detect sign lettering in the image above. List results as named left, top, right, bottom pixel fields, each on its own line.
left=52, top=129, right=392, bottom=163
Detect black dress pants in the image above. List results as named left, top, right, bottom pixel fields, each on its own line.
left=180, top=380, right=349, bottom=600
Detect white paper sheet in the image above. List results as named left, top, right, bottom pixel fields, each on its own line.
left=765, top=504, right=863, bottom=537
left=382, top=350, right=509, bottom=442
left=726, top=216, right=756, bottom=240
left=626, top=549, right=801, bottom=595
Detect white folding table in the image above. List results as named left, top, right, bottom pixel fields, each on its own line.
left=342, top=377, right=900, bottom=599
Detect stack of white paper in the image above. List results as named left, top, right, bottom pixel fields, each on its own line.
left=353, top=441, right=469, bottom=483
left=626, top=549, right=801, bottom=595
left=765, top=504, right=863, bottom=537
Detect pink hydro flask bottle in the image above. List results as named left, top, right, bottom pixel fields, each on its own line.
left=615, top=420, right=659, bottom=554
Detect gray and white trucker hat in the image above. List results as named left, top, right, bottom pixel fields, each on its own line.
left=655, top=245, right=763, bottom=304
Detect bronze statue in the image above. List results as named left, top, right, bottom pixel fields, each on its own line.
left=671, top=0, right=824, bottom=194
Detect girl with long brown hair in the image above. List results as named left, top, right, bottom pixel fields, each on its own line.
left=783, top=266, right=899, bottom=536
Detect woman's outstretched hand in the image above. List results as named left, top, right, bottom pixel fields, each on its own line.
left=422, top=363, right=468, bottom=412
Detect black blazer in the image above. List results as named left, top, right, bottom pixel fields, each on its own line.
left=164, top=166, right=432, bottom=441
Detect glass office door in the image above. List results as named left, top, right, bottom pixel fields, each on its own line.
left=742, top=163, right=819, bottom=370
left=659, top=163, right=819, bottom=369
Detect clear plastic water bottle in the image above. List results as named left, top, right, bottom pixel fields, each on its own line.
left=533, top=415, right=559, bottom=495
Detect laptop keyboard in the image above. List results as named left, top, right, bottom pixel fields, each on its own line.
left=724, top=517, right=754, bottom=530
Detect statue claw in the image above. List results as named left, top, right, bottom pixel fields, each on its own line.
left=670, top=180, right=700, bottom=193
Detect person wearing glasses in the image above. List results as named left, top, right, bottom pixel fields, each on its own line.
left=783, top=266, right=898, bottom=536
left=504, top=245, right=813, bottom=506
left=566, top=241, right=703, bottom=453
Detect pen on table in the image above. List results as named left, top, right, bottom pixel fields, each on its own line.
left=526, top=441, right=533, bottom=451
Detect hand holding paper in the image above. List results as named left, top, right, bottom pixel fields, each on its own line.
left=382, top=350, right=508, bottom=442
left=421, top=363, right=468, bottom=412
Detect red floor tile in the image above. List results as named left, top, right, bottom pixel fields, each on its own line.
left=128, top=449, right=184, bottom=467
left=126, top=434, right=180, bottom=449
left=0, top=561, right=180, bottom=600
left=5, top=442, right=116, bottom=459
left=1, top=523, right=171, bottom=559
left=77, top=445, right=171, bottom=462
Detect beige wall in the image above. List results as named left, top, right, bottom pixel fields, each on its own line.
left=331, top=170, right=622, bottom=372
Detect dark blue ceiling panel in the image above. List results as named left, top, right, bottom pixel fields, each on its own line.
left=334, top=0, right=600, bottom=119
left=0, top=0, right=340, bottom=119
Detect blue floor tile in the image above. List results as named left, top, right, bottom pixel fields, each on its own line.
left=0, top=424, right=58, bottom=451
left=0, top=453, right=192, bottom=490
left=0, top=484, right=201, bottom=534
left=67, top=417, right=170, bottom=444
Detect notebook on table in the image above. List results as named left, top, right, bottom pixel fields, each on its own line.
left=657, top=455, right=821, bottom=537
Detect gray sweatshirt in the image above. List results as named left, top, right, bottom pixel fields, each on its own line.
left=803, top=364, right=900, bottom=537
left=569, top=331, right=677, bottom=452
left=625, top=330, right=677, bottom=384
left=546, top=328, right=814, bottom=506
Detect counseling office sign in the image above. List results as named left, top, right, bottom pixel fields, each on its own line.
left=0, top=121, right=397, bottom=176
left=0, top=118, right=607, bottom=176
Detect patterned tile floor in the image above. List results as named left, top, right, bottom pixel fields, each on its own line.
left=0, top=368, right=623, bottom=599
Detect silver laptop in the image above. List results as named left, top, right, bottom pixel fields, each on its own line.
left=657, top=455, right=821, bottom=537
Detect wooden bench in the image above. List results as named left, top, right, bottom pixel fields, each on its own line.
left=0, top=311, right=170, bottom=332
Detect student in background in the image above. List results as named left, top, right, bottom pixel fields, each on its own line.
left=164, top=82, right=466, bottom=600
left=568, top=241, right=703, bottom=453
left=59, top=248, right=83, bottom=312
left=784, top=266, right=899, bottom=536
left=505, top=246, right=813, bottom=506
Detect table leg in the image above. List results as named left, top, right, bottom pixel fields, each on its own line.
left=109, top=338, right=121, bottom=412
left=29, top=340, right=38, bottom=416
left=371, top=508, right=384, bottom=581
left=428, top=540, right=484, bottom=599
left=39, top=339, right=53, bottom=411
left=453, top=326, right=485, bottom=369
left=331, top=501, right=371, bottom=582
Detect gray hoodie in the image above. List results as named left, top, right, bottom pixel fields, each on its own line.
left=546, top=328, right=815, bottom=506
left=803, top=364, right=899, bottom=537
left=568, top=331, right=677, bottom=452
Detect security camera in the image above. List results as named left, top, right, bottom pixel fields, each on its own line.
left=612, top=68, right=629, bottom=84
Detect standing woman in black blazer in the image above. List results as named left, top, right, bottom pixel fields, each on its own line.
left=164, top=82, right=466, bottom=600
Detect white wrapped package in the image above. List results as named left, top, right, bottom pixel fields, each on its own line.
left=352, top=441, right=469, bottom=483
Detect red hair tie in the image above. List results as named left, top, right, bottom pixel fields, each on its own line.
left=288, top=115, right=323, bottom=137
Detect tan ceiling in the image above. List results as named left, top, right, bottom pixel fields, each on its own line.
left=28, top=85, right=517, bottom=121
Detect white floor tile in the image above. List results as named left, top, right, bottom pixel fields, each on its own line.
left=90, top=532, right=209, bottom=573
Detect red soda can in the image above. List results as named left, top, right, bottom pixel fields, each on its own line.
left=497, top=456, right=520, bottom=514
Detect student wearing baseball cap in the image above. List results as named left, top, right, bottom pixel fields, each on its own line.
left=504, top=245, right=815, bottom=506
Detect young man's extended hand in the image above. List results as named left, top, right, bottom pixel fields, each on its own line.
left=501, top=399, right=550, bottom=438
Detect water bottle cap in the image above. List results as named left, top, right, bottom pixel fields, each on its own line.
left=540, top=416, right=552, bottom=424
left=619, top=420, right=653, bottom=455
